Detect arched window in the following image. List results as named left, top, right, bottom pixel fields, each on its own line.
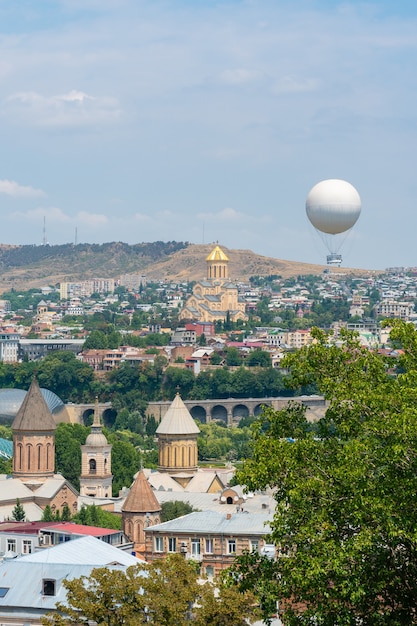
left=17, top=444, right=23, bottom=470
left=37, top=444, right=42, bottom=470
left=27, top=444, right=32, bottom=470
left=89, top=459, right=97, bottom=474
left=46, top=443, right=51, bottom=469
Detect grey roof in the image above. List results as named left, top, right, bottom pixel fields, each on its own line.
left=0, top=539, right=143, bottom=618
left=153, top=489, right=275, bottom=516
left=20, top=535, right=139, bottom=565
left=156, top=394, right=200, bottom=436
left=145, top=510, right=271, bottom=536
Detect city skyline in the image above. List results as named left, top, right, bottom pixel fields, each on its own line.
left=0, top=1, right=416, bottom=270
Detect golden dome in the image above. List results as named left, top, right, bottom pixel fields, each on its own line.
left=206, top=245, right=229, bottom=262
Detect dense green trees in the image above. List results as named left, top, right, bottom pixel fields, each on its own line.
left=41, top=554, right=257, bottom=626
left=232, top=322, right=417, bottom=625
left=160, top=500, right=196, bottom=522
left=197, top=422, right=253, bottom=461
left=106, top=360, right=286, bottom=402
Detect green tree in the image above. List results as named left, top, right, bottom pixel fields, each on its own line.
left=73, top=504, right=121, bottom=530
left=225, top=347, right=242, bottom=366
left=160, top=500, right=196, bottom=522
left=12, top=498, right=26, bottom=521
left=55, top=423, right=89, bottom=491
left=233, top=323, right=417, bottom=625
left=41, top=554, right=258, bottom=626
left=245, top=348, right=272, bottom=368
left=42, top=505, right=58, bottom=521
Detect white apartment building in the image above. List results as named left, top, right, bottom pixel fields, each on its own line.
left=374, top=300, right=414, bottom=320
left=0, top=333, right=20, bottom=363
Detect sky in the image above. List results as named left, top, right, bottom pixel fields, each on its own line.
left=0, top=0, right=417, bottom=271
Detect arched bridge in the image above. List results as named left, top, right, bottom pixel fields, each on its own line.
left=63, top=396, right=326, bottom=427
left=146, top=396, right=326, bottom=426
left=64, top=402, right=117, bottom=427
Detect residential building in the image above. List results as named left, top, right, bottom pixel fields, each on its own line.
left=144, top=510, right=272, bottom=577
left=0, top=333, right=20, bottom=363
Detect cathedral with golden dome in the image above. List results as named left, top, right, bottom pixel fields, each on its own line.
left=179, top=244, right=247, bottom=323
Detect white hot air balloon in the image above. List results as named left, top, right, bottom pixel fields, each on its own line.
left=306, top=179, right=361, bottom=265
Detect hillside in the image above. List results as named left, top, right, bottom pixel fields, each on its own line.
left=0, top=241, right=374, bottom=293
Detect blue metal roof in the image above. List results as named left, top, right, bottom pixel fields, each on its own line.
left=0, top=438, right=12, bottom=460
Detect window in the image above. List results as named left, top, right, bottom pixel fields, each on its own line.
left=168, top=537, right=176, bottom=553
left=205, top=566, right=214, bottom=579
left=89, top=459, right=97, bottom=474
left=228, top=539, right=236, bottom=554
left=155, top=537, right=164, bottom=552
left=23, top=540, right=32, bottom=554
left=0, top=588, right=9, bottom=598
left=6, top=539, right=16, bottom=552
left=205, top=538, right=214, bottom=554
left=191, top=539, right=201, bottom=556
left=43, top=579, right=56, bottom=596
left=250, top=540, right=259, bottom=553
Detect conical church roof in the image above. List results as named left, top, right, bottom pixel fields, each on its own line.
left=122, top=470, right=161, bottom=513
left=11, top=378, right=56, bottom=432
left=206, top=244, right=229, bottom=262
left=156, top=394, right=200, bottom=435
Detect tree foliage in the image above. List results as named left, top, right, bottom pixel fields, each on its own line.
left=12, top=498, right=26, bottom=522
left=160, top=500, right=196, bottom=522
left=233, top=322, right=417, bottom=625
left=41, top=554, right=258, bottom=626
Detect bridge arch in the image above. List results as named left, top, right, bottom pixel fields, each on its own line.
left=232, top=404, right=249, bottom=422
left=254, top=402, right=269, bottom=417
left=102, top=407, right=117, bottom=428
left=190, top=405, right=207, bottom=424
left=211, top=404, right=228, bottom=424
left=82, top=408, right=94, bottom=426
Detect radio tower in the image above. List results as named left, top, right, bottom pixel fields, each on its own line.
left=42, top=216, right=48, bottom=246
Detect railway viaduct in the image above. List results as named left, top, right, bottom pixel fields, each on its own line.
left=64, top=395, right=326, bottom=427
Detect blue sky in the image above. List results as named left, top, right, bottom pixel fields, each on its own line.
left=0, top=0, right=417, bottom=271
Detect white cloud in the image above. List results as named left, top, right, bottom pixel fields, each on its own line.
left=134, top=213, right=152, bottom=223
left=10, top=207, right=70, bottom=222
left=76, top=211, right=108, bottom=226
left=5, top=90, right=121, bottom=127
left=0, top=179, right=46, bottom=198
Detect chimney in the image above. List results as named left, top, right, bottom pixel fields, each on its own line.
left=226, top=513, right=232, bottom=520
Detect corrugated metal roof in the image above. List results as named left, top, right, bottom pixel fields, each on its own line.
left=145, top=510, right=271, bottom=535
left=20, top=535, right=139, bottom=565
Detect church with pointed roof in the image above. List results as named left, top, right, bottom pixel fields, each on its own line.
left=179, top=244, right=247, bottom=323
left=0, top=379, right=78, bottom=521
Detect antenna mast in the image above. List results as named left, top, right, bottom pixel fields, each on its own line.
left=42, top=216, right=47, bottom=246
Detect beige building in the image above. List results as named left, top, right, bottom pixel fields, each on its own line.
left=179, top=244, right=247, bottom=323
left=79, top=398, right=113, bottom=498
left=156, top=393, right=200, bottom=480
left=144, top=510, right=272, bottom=576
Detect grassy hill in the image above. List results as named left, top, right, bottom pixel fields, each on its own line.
left=0, top=241, right=374, bottom=293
